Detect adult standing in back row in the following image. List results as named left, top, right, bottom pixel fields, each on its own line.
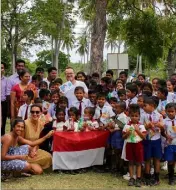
left=60, top=67, right=88, bottom=106
left=43, top=67, right=57, bottom=87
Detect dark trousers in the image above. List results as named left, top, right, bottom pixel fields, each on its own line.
left=1, top=101, right=7, bottom=136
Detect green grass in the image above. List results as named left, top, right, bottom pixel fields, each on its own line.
left=2, top=170, right=174, bottom=190
left=2, top=120, right=174, bottom=189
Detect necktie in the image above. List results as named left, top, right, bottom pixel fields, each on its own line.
left=24, top=105, right=29, bottom=120
left=79, top=101, right=82, bottom=116
left=172, top=120, right=174, bottom=126
left=100, top=109, right=102, bottom=117
left=149, top=114, right=152, bottom=122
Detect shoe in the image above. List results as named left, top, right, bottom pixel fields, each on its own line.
left=123, top=173, right=130, bottom=180
left=161, top=161, right=168, bottom=171
left=169, top=179, right=175, bottom=185
left=143, top=178, right=150, bottom=186
left=128, top=178, right=135, bottom=186
left=135, top=178, right=142, bottom=187
left=150, top=179, right=160, bottom=186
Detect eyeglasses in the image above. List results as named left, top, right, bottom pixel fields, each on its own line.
left=31, top=111, right=40, bottom=114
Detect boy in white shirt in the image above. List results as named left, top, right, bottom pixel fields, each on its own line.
left=164, top=103, right=176, bottom=185
left=18, top=90, right=34, bottom=120
left=142, top=96, right=164, bottom=186
left=125, top=84, right=138, bottom=109
left=94, top=92, right=115, bottom=128
left=70, top=86, right=90, bottom=117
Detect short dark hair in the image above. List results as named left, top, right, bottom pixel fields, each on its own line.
left=101, top=77, right=112, bottom=85
left=165, top=103, right=176, bottom=110
left=97, top=92, right=107, bottom=99
left=30, top=104, right=42, bottom=112
left=144, top=96, right=159, bottom=108
left=56, top=107, right=65, bottom=116
left=84, top=107, right=95, bottom=116
left=54, top=78, right=63, bottom=85
left=49, top=81, right=56, bottom=88
left=34, top=98, right=43, bottom=104
left=158, top=87, right=168, bottom=97
left=24, top=90, right=34, bottom=100
left=47, top=67, right=57, bottom=73
left=32, top=75, right=37, bottom=81
left=126, top=84, right=138, bottom=95
left=119, top=71, right=128, bottom=77
left=158, top=79, right=166, bottom=88
left=116, top=101, right=126, bottom=111
left=15, top=59, right=25, bottom=66
left=36, top=67, right=44, bottom=73
left=51, top=89, right=60, bottom=97
left=129, top=104, right=140, bottom=115
left=1, top=61, right=6, bottom=68
left=106, top=69, right=113, bottom=77
left=117, top=89, right=126, bottom=97
left=39, top=89, right=50, bottom=99
left=74, top=86, right=85, bottom=93
left=109, top=97, right=117, bottom=103
left=92, top=72, right=100, bottom=78
left=132, top=80, right=142, bottom=88
left=141, top=82, right=153, bottom=93
left=39, top=81, right=48, bottom=89
left=58, top=96, right=68, bottom=106
left=69, top=107, right=79, bottom=117
left=88, top=90, right=97, bottom=95
left=138, top=74, right=146, bottom=80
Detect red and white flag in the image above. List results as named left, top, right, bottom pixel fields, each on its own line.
left=52, top=131, right=110, bottom=170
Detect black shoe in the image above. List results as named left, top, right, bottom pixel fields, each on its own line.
left=128, top=178, right=135, bottom=186
left=150, top=179, right=160, bottom=186
left=135, top=178, right=142, bottom=187
left=169, top=178, right=175, bottom=185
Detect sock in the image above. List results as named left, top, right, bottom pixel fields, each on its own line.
left=168, top=164, right=174, bottom=180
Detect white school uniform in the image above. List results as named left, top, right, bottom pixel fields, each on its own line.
left=164, top=117, right=176, bottom=145
left=125, top=96, right=138, bottom=108
left=18, top=103, right=32, bottom=120
left=53, top=120, right=67, bottom=131
left=94, top=103, right=115, bottom=125
left=70, top=97, right=90, bottom=117
left=141, top=110, right=163, bottom=140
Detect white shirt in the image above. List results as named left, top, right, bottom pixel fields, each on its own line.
left=141, top=110, right=163, bottom=140
left=94, top=103, right=115, bottom=125
left=18, top=103, right=32, bottom=120
left=167, top=92, right=175, bottom=103
left=53, top=120, right=66, bottom=131
left=70, top=98, right=90, bottom=117
left=157, top=99, right=168, bottom=113
left=43, top=78, right=51, bottom=87
left=164, top=117, right=176, bottom=145
left=125, top=96, right=138, bottom=108
left=60, top=80, right=88, bottom=107
left=123, top=124, right=146, bottom=143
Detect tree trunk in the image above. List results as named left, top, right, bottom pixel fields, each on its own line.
left=90, top=0, right=107, bottom=76
left=167, top=47, right=176, bottom=78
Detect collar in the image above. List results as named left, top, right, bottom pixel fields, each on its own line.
left=165, top=116, right=176, bottom=121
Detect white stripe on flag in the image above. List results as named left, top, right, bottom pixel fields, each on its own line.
left=52, top=147, right=105, bottom=170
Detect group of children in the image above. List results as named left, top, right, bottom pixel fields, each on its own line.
left=17, top=70, right=176, bottom=187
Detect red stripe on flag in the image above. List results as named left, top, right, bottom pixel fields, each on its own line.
left=53, top=131, right=110, bottom=152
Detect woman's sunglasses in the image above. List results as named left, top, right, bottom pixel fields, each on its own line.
left=31, top=111, right=40, bottom=114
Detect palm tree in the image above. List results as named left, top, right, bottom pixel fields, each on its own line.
left=76, top=34, right=88, bottom=64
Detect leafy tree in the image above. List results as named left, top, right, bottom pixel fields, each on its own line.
left=1, top=0, right=39, bottom=74
left=33, top=0, right=76, bottom=73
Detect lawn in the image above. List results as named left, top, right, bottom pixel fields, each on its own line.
left=1, top=170, right=174, bottom=190
left=2, top=120, right=174, bottom=189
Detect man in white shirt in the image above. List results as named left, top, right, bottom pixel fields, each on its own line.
left=60, top=67, right=88, bottom=106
